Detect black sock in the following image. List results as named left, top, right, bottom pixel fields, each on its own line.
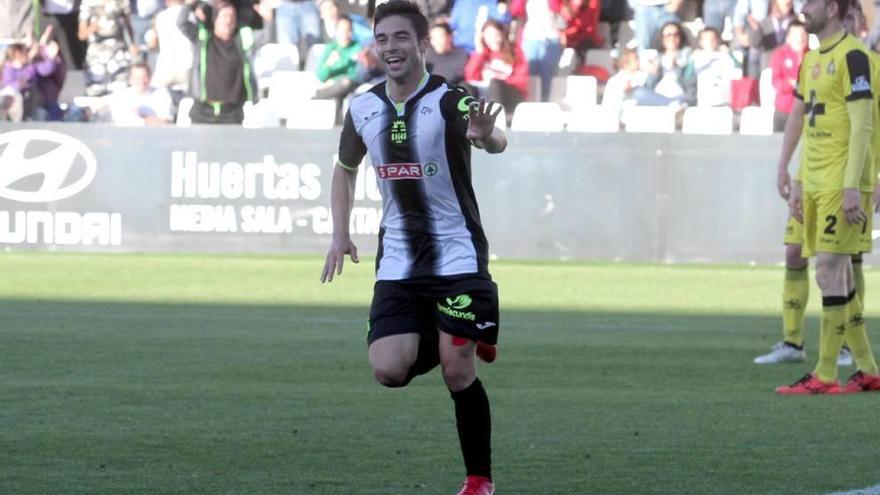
left=450, top=377, right=491, bottom=479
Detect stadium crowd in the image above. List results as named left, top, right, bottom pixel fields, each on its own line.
left=0, top=0, right=878, bottom=128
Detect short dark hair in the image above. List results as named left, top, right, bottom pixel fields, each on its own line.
left=373, top=0, right=429, bottom=40
left=430, top=20, right=453, bottom=35
left=785, top=19, right=806, bottom=35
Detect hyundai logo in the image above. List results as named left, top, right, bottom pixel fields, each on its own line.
left=0, top=130, right=97, bottom=203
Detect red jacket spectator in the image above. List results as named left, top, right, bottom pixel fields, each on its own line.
left=464, top=46, right=530, bottom=98
left=563, top=0, right=603, bottom=49
left=768, top=43, right=803, bottom=113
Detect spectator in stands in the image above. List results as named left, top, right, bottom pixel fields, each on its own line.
left=512, top=0, right=564, bottom=101
left=78, top=0, right=138, bottom=96
left=131, top=0, right=165, bottom=50
left=0, top=0, right=37, bottom=45
left=732, top=0, right=769, bottom=77
left=275, top=0, right=321, bottom=54
left=426, top=21, right=469, bottom=84
left=465, top=19, right=529, bottom=123
left=636, top=20, right=694, bottom=105
left=757, top=0, right=795, bottom=51
left=178, top=0, right=259, bottom=124
left=688, top=27, right=738, bottom=105
left=563, top=0, right=604, bottom=66
left=1, top=28, right=65, bottom=121
left=42, top=0, right=87, bottom=70
left=768, top=20, right=805, bottom=130
left=314, top=15, right=361, bottom=100
left=318, top=0, right=373, bottom=46
left=32, top=28, right=67, bottom=121
left=109, top=62, right=174, bottom=125
left=629, top=0, right=682, bottom=49
left=602, top=46, right=649, bottom=106
left=702, top=0, right=738, bottom=31
left=147, top=0, right=194, bottom=93
left=449, top=0, right=512, bottom=53
left=1, top=43, right=37, bottom=121
left=413, top=0, right=453, bottom=20
left=628, top=0, right=667, bottom=49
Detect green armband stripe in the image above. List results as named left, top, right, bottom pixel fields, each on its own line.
left=336, top=160, right=357, bottom=172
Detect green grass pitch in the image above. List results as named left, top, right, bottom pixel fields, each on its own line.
left=1, top=252, right=879, bottom=494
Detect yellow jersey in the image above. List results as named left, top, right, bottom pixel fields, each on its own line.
left=796, top=31, right=875, bottom=192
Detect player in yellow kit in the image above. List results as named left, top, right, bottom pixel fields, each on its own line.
left=756, top=0, right=880, bottom=366
left=776, top=0, right=880, bottom=394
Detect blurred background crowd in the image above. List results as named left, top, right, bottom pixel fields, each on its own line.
left=0, top=0, right=876, bottom=130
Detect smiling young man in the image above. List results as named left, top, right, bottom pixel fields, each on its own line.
left=319, top=1, right=507, bottom=493
left=777, top=0, right=880, bottom=394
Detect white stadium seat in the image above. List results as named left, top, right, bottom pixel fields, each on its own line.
left=739, top=105, right=775, bottom=135
left=759, top=67, right=776, bottom=108
left=268, top=70, right=320, bottom=106
left=566, top=105, right=620, bottom=133
left=254, top=43, right=300, bottom=77
left=681, top=106, right=733, bottom=135
left=176, top=97, right=194, bottom=127
left=562, top=75, right=597, bottom=109
left=284, top=99, right=337, bottom=129
left=243, top=100, right=280, bottom=128
left=510, top=102, right=565, bottom=132
left=622, top=105, right=676, bottom=133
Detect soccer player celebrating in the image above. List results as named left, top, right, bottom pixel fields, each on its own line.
left=320, top=1, right=506, bottom=493
left=776, top=0, right=880, bottom=394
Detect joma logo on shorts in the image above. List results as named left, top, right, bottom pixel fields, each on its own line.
left=376, top=163, right=423, bottom=180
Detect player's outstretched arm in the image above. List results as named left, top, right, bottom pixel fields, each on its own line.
left=321, top=165, right=360, bottom=283
left=466, top=98, right=507, bottom=154
left=777, top=98, right=805, bottom=200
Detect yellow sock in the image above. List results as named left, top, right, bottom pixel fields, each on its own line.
left=782, top=267, right=809, bottom=346
left=853, top=259, right=865, bottom=307
left=814, top=296, right=849, bottom=383
left=843, top=294, right=879, bottom=375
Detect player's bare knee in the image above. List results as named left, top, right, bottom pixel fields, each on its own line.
left=372, top=364, right=411, bottom=388
left=441, top=364, right=475, bottom=391
left=784, top=244, right=808, bottom=269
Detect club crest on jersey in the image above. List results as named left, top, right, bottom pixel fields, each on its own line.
left=812, top=62, right=821, bottom=79
left=827, top=60, right=835, bottom=76
left=852, top=75, right=871, bottom=93
left=377, top=163, right=424, bottom=180
left=391, top=119, right=407, bottom=144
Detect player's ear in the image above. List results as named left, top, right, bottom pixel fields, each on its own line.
left=419, top=36, right=429, bottom=55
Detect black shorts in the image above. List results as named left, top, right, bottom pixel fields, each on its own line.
left=367, top=275, right=500, bottom=346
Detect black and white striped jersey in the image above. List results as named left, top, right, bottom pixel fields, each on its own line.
left=337, top=74, right=489, bottom=281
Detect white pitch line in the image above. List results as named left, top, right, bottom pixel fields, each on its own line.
left=826, top=483, right=880, bottom=495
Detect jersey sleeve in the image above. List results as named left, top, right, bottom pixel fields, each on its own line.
left=844, top=49, right=873, bottom=102
left=337, top=109, right=367, bottom=171
left=440, top=86, right=476, bottom=140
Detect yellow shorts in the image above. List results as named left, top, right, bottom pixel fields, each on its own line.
left=801, top=190, right=873, bottom=257
left=783, top=216, right=803, bottom=245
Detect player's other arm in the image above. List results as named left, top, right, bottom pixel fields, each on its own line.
left=321, top=111, right=365, bottom=283
left=842, top=50, right=874, bottom=224
left=778, top=97, right=805, bottom=201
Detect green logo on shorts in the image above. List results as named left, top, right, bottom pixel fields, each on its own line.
left=438, top=294, right=475, bottom=321
left=446, top=294, right=472, bottom=309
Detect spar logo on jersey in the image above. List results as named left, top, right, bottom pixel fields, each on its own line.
left=376, top=163, right=426, bottom=180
